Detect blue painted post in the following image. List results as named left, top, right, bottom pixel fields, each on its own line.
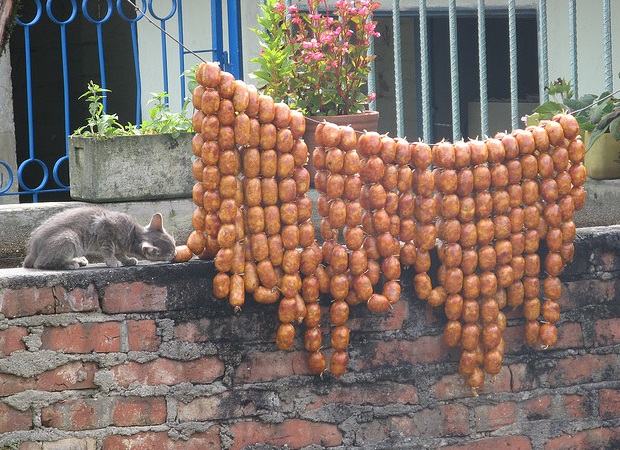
left=419, top=0, right=431, bottom=143
left=211, top=0, right=224, bottom=65
left=368, top=33, right=376, bottom=111
left=226, top=0, right=242, bottom=78
left=448, top=0, right=461, bottom=141
left=178, top=0, right=186, bottom=108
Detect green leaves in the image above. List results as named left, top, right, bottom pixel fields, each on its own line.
left=72, top=82, right=192, bottom=139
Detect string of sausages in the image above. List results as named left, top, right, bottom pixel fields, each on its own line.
left=175, top=62, right=586, bottom=391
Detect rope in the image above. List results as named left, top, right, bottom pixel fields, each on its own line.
left=448, top=0, right=461, bottom=140
left=477, top=0, right=488, bottom=138
left=392, top=0, right=404, bottom=137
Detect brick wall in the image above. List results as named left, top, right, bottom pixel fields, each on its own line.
left=0, top=226, right=618, bottom=450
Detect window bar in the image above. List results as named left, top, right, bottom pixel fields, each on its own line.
left=602, top=0, right=613, bottom=92
left=568, top=0, right=577, bottom=98
left=477, top=0, right=488, bottom=138
left=508, top=0, right=518, bottom=130
left=46, top=0, right=77, bottom=190
left=368, top=25, right=377, bottom=111
left=537, top=0, right=548, bottom=103
left=393, top=0, right=404, bottom=137
left=419, top=0, right=431, bottom=142
left=148, top=0, right=178, bottom=107
left=82, top=0, right=114, bottom=112
left=448, top=0, right=461, bottom=141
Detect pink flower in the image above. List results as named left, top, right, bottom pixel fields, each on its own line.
left=288, top=4, right=298, bottom=13
left=311, top=51, right=324, bottom=61
left=368, top=92, right=376, bottom=101
left=275, top=2, right=286, bottom=13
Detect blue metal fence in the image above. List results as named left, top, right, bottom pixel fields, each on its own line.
left=0, top=0, right=242, bottom=202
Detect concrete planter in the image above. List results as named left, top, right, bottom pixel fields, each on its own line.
left=69, top=133, right=193, bottom=202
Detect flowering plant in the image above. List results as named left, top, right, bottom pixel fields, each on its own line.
left=252, top=0, right=380, bottom=116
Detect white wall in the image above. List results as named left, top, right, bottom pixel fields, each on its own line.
left=0, top=49, right=17, bottom=204
left=547, top=0, right=620, bottom=96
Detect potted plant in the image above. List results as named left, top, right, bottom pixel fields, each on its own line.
left=69, top=81, right=195, bottom=202
left=251, top=0, right=381, bottom=155
left=525, top=77, right=620, bottom=180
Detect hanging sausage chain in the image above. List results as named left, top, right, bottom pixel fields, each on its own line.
left=175, top=62, right=586, bottom=391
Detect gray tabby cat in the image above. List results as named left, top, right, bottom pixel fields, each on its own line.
left=23, top=206, right=176, bottom=270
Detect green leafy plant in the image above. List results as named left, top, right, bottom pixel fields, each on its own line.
left=141, top=92, right=192, bottom=138
left=251, top=0, right=380, bottom=116
left=525, top=76, right=620, bottom=149
left=72, top=81, right=193, bottom=139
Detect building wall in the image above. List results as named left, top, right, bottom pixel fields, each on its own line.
left=0, top=226, right=618, bottom=448
left=0, top=49, right=17, bottom=205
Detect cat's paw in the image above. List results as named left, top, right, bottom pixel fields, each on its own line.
left=122, top=257, right=138, bottom=266
left=74, top=257, right=89, bottom=267
left=105, top=259, right=122, bottom=268
left=65, top=261, right=80, bottom=270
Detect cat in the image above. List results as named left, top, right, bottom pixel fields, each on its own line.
left=23, top=206, right=176, bottom=270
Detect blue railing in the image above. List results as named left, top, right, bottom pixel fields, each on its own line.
left=1, top=0, right=242, bottom=202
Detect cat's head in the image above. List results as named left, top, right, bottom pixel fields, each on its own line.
left=140, top=213, right=176, bottom=262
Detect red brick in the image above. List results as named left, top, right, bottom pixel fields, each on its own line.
left=474, top=402, right=516, bottom=431
left=55, top=284, right=99, bottom=313
left=354, top=335, right=454, bottom=370
left=102, top=282, right=167, bottom=313
left=348, top=300, right=409, bottom=331
left=0, top=402, right=32, bottom=432
left=19, top=438, right=97, bottom=449
left=102, top=427, right=220, bottom=450
left=40, top=322, right=121, bottom=353
left=234, top=351, right=309, bottom=383
left=509, top=363, right=537, bottom=392
left=0, top=326, right=28, bottom=356
left=595, top=318, right=620, bottom=346
left=556, top=322, right=584, bottom=349
left=307, top=382, right=418, bottom=410
left=178, top=391, right=257, bottom=421
left=0, top=362, right=97, bottom=397
left=522, top=395, right=552, bottom=420
left=443, top=436, right=532, bottom=450
left=548, top=354, right=620, bottom=387
left=560, top=279, right=616, bottom=311
left=174, top=319, right=210, bottom=343
left=563, top=394, right=589, bottom=419
left=36, top=362, right=97, bottom=392
left=229, top=419, right=342, bottom=450
left=432, top=366, right=511, bottom=400
left=110, top=357, right=224, bottom=387
left=112, top=397, right=167, bottom=427
left=544, top=426, right=620, bottom=450
left=600, top=389, right=620, bottom=419
left=42, top=396, right=166, bottom=430
left=0, top=287, right=55, bottom=318
left=389, top=404, right=469, bottom=438
left=127, top=320, right=160, bottom=351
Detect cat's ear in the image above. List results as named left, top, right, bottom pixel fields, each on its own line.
left=141, top=242, right=160, bottom=257
left=147, top=213, right=164, bottom=231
